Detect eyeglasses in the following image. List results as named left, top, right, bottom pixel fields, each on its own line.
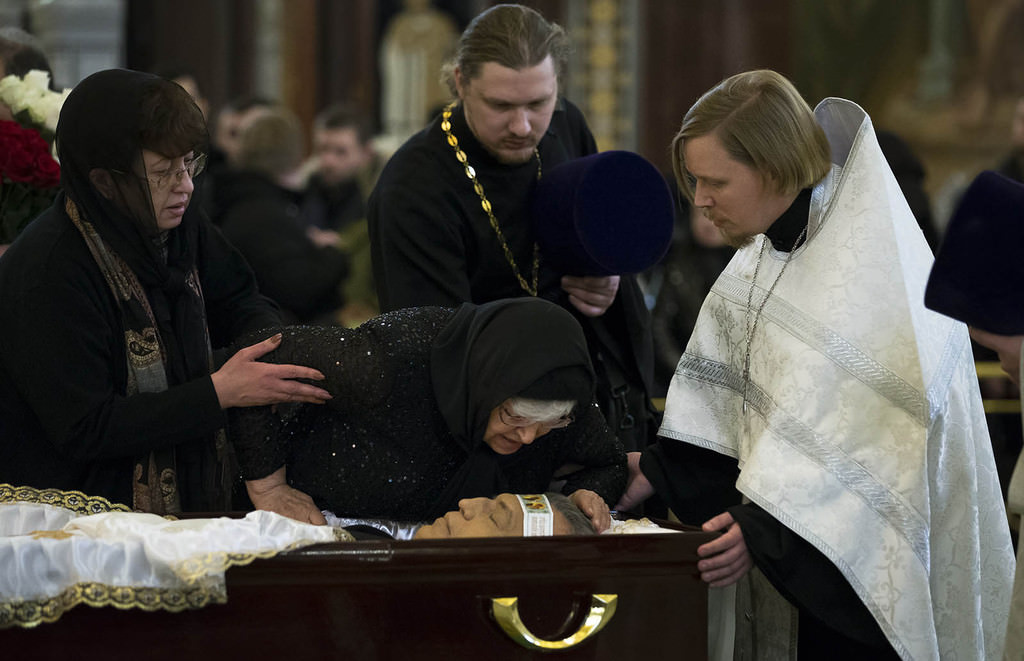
left=498, top=406, right=574, bottom=432
left=118, top=153, right=207, bottom=190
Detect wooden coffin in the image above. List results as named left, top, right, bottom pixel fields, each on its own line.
left=1, top=524, right=715, bottom=660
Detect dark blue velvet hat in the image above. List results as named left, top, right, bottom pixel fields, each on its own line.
left=924, top=170, right=1024, bottom=334
left=531, top=150, right=674, bottom=276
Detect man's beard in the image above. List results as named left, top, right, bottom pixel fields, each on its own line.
left=717, top=226, right=754, bottom=250
left=487, top=143, right=537, bottom=166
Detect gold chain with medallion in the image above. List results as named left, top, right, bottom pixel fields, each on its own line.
left=441, top=101, right=541, bottom=297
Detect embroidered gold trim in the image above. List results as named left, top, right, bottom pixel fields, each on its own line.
left=0, top=483, right=131, bottom=514
left=0, top=580, right=226, bottom=629
left=441, top=101, right=541, bottom=296
left=173, top=529, right=355, bottom=584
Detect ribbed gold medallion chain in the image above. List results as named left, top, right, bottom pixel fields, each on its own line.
left=441, top=102, right=540, bottom=297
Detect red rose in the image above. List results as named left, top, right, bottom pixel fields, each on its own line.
left=33, top=150, right=60, bottom=189
left=0, top=120, right=21, bottom=176
left=3, top=139, right=35, bottom=183
left=1, top=120, right=61, bottom=243
left=0, top=120, right=20, bottom=139
left=0, top=121, right=58, bottom=185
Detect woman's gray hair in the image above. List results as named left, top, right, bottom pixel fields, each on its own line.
left=506, top=397, right=573, bottom=423
left=546, top=492, right=595, bottom=535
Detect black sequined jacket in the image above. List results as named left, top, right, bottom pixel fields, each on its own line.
left=229, top=307, right=627, bottom=521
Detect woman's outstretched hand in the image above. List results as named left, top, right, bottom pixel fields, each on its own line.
left=212, top=333, right=332, bottom=408
left=246, top=466, right=327, bottom=525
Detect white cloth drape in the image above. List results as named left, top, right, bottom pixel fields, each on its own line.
left=0, top=486, right=348, bottom=628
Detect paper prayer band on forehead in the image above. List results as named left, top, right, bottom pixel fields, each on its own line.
left=516, top=494, right=554, bottom=537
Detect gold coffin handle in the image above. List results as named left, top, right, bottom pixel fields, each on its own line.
left=490, top=593, right=618, bottom=651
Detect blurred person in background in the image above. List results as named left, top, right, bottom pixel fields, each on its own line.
left=301, top=104, right=383, bottom=326
left=219, top=106, right=349, bottom=325
left=202, top=94, right=275, bottom=225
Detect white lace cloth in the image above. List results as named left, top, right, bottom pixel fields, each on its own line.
left=602, top=517, right=679, bottom=534
left=0, top=500, right=344, bottom=627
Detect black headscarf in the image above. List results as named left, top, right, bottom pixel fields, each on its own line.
left=428, top=298, right=594, bottom=512
left=56, top=68, right=210, bottom=386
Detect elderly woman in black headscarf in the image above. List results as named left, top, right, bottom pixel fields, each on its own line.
left=232, top=297, right=626, bottom=531
left=0, top=69, right=331, bottom=514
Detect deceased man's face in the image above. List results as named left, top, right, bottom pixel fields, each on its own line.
left=414, top=494, right=570, bottom=539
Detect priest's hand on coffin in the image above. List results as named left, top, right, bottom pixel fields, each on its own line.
left=614, top=451, right=655, bottom=513
left=246, top=466, right=328, bottom=525
left=696, top=511, right=752, bottom=588
left=569, top=488, right=611, bottom=532
left=969, top=328, right=1024, bottom=386
left=560, top=275, right=620, bottom=317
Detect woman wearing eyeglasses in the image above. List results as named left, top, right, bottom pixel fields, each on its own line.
left=231, top=297, right=626, bottom=532
left=0, top=69, right=332, bottom=515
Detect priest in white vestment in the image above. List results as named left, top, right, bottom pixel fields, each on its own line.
left=616, top=70, right=1014, bottom=660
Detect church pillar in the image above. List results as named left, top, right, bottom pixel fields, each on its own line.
left=278, top=0, right=318, bottom=137
left=565, top=0, right=639, bottom=153
left=916, top=0, right=957, bottom=105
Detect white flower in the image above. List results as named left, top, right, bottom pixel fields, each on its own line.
left=0, top=75, right=17, bottom=99
left=0, top=69, right=71, bottom=133
left=22, top=69, right=51, bottom=93
left=43, top=89, right=71, bottom=132
left=0, top=74, right=33, bottom=115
